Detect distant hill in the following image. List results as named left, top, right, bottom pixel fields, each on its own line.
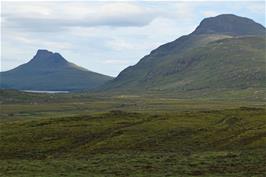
left=0, top=50, right=113, bottom=91
left=103, top=14, right=266, bottom=95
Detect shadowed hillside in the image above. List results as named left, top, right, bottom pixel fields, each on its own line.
left=0, top=50, right=113, bottom=91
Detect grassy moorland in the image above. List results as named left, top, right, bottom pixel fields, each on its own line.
left=0, top=90, right=266, bottom=177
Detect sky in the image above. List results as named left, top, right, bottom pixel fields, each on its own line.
left=1, top=1, right=265, bottom=77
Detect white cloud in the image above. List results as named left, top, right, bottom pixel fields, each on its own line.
left=202, top=11, right=220, bottom=17
left=106, top=39, right=135, bottom=51
left=2, top=1, right=201, bottom=32
left=2, top=2, right=158, bottom=32
left=103, top=59, right=131, bottom=64
left=6, top=32, right=73, bottom=50
left=245, top=1, right=266, bottom=15
left=1, top=1, right=265, bottom=76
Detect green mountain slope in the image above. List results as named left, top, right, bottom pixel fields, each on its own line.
left=104, top=14, right=266, bottom=94
left=0, top=50, right=113, bottom=91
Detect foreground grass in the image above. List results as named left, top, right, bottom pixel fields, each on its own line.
left=1, top=106, right=266, bottom=176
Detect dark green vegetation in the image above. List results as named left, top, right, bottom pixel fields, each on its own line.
left=1, top=89, right=266, bottom=177
left=0, top=50, right=113, bottom=91
left=104, top=14, right=266, bottom=96
left=1, top=14, right=266, bottom=177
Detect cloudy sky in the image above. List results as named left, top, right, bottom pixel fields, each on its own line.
left=1, top=1, right=265, bottom=76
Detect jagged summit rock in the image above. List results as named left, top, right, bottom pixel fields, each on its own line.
left=28, top=49, right=68, bottom=67
left=192, top=14, right=266, bottom=36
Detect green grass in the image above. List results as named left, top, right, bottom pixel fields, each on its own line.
left=1, top=97, right=266, bottom=177
left=105, top=36, right=266, bottom=97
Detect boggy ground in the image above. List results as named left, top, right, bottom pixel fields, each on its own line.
left=0, top=91, right=266, bottom=177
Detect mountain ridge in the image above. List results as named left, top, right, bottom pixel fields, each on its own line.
left=0, top=50, right=113, bottom=91
left=103, top=14, right=266, bottom=95
left=1, top=14, right=265, bottom=94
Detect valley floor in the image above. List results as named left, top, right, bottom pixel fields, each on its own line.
left=0, top=91, right=266, bottom=177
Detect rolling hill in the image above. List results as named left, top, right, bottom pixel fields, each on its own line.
left=0, top=50, right=113, bottom=91
left=103, top=14, right=266, bottom=94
